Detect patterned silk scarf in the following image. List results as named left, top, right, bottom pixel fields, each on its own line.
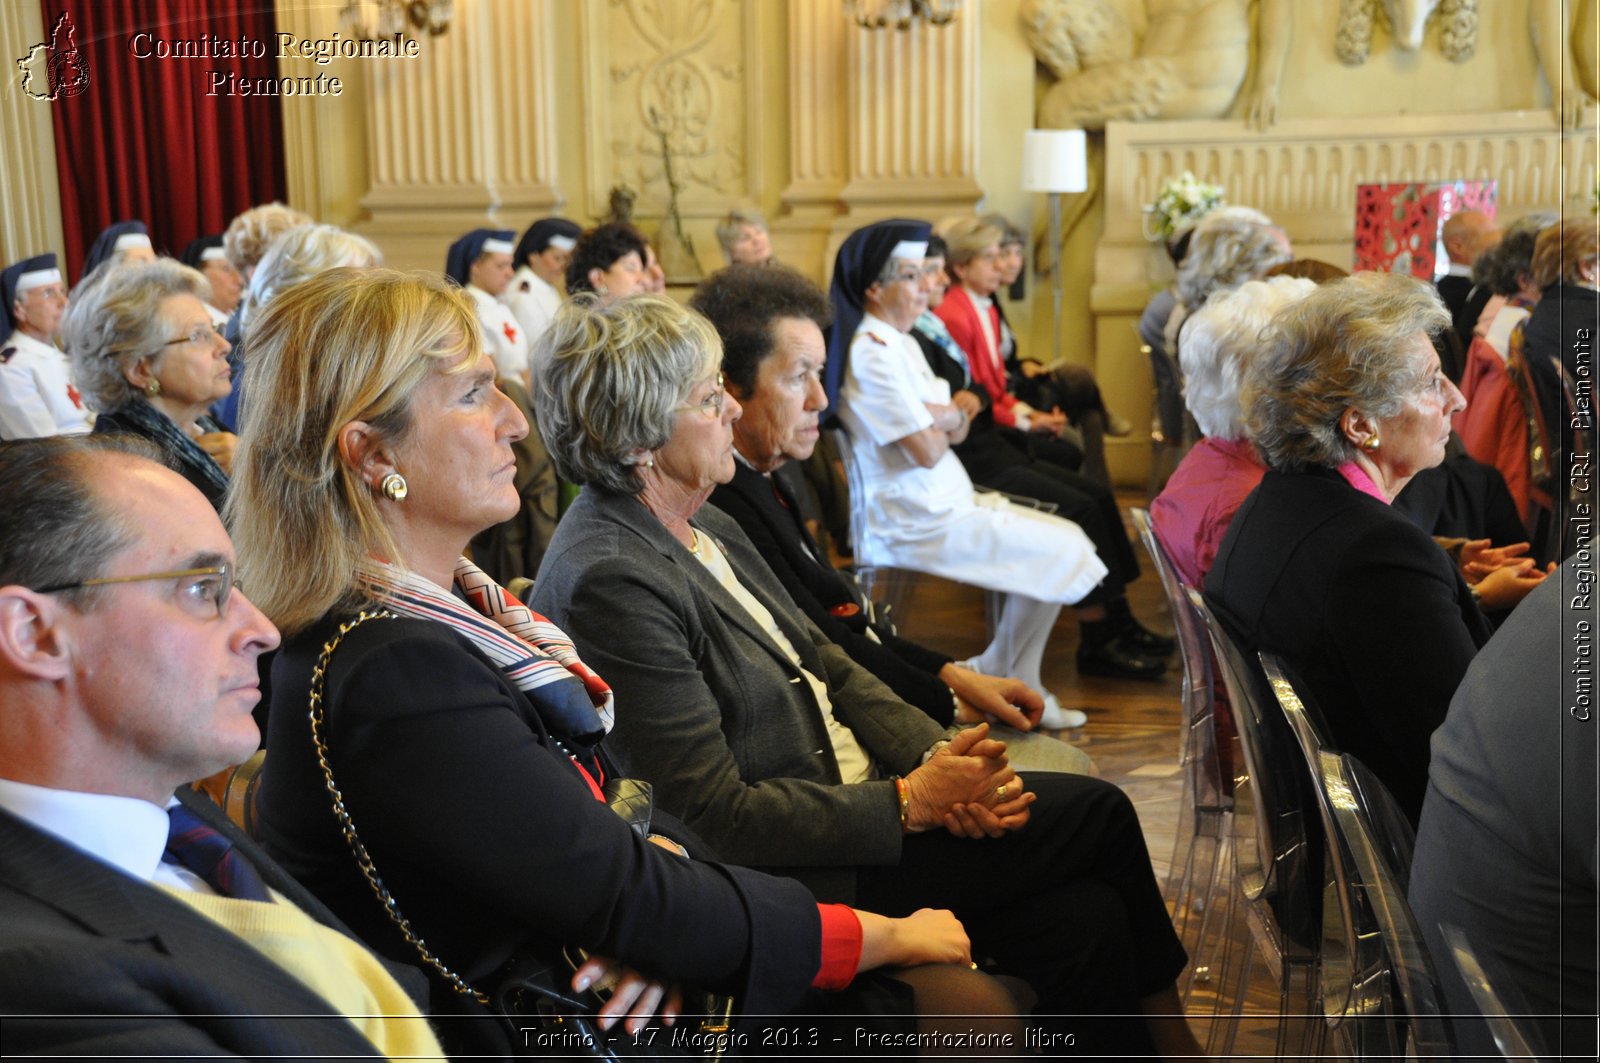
left=359, top=558, right=615, bottom=764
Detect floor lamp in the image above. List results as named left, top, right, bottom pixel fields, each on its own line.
left=1021, top=129, right=1088, bottom=365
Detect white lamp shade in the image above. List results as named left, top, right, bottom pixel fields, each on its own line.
left=1020, top=129, right=1088, bottom=193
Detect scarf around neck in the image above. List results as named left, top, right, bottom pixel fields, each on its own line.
left=359, top=557, right=615, bottom=763
left=114, top=399, right=229, bottom=499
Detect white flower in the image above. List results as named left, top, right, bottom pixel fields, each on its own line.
left=1145, top=171, right=1226, bottom=241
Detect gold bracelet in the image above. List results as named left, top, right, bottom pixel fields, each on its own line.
left=892, top=775, right=910, bottom=834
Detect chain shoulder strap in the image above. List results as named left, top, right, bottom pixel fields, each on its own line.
left=307, top=608, right=490, bottom=1004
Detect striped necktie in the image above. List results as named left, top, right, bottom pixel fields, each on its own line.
left=162, top=802, right=272, bottom=902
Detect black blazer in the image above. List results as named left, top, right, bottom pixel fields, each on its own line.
left=709, top=460, right=955, bottom=724
left=0, top=787, right=419, bottom=1059
left=1205, top=466, right=1494, bottom=823
left=257, top=611, right=820, bottom=1051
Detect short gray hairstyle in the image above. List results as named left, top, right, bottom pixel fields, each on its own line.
left=532, top=294, right=722, bottom=495
left=1243, top=271, right=1449, bottom=472
left=715, top=210, right=768, bottom=259
left=1180, top=276, right=1317, bottom=440
left=1174, top=212, right=1291, bottom=309
left=63, top=260, right=211, bottom=413
left=239, top=224, right=383, bottom=333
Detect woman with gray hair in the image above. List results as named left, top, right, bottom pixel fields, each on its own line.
left=1149, top=275, right=1315, bottom=587
left=715, top=209, right=772, bottom=266
left=213, top=224, right=383, bottom=432
left=1205, top=270, right=1546, bottom=824
left=238, top=224, right=383, bottom=333
left=63, top=260, right=234, bottom=510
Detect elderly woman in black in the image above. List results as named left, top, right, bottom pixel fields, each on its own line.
left=63, top=260, right=235, bottom=510
left=1206, top=271, right=1548, bottom=824
left=231, top=268, right=1016, bottom=1059
left=529, top=293, right=1198, bottom=1058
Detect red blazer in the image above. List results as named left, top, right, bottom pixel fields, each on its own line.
left=933, top=287, right=1020, bottom=427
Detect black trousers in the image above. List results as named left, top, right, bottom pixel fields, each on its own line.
left=853, top=773, right=1187, bottom=1053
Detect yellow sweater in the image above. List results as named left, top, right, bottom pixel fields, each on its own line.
left=159, top=886, right=447, bottom=1061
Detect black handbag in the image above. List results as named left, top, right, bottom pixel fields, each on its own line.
left=309, top=610, right=733, bottom=1058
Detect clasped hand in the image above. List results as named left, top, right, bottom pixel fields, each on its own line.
left=1458, top=539, right=1553, bottom=611
left=905, top=723, right=1032, bottom=838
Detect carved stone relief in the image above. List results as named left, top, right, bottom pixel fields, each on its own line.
left=1334, top=0, right=1479, bottom=66
left=1021, top=0, right=1289, bottom=131
left=585, top=0, right=752, bottom=217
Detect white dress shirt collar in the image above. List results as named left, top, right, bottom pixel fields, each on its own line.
left=0, top=776, right=171, bottom=882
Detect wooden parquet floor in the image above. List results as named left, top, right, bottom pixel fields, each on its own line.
left=864, top=491, right=1300, bottom=1060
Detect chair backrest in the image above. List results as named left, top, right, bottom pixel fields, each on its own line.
left=1132, top=508, right=1227, bottom=812
left=826, top=425, right=879, bottom=568
left=1261, top=653, right=1453, bottom=1057
left=1336, top=754, right=1456, bottom=1058
left=825, top=425, right=881, bottom=596
left=1438, top=923, right=1550, bottom=1061
left=1262, top=651, right=1417, bottom=886
left=1187, top=588, right=1320, bottom=950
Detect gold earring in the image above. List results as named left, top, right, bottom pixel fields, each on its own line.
left=1362, top=435, right=1380, bottom=452
left=380, top=472, right=408, bottom=501
left=145, top=378, right=161, bottom=397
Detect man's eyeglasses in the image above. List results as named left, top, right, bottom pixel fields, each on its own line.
left=675, top=372, right=726, bottom=419
left=37, top=564, right=237, bottom=619
left=162, top=323, right=227, bottom=348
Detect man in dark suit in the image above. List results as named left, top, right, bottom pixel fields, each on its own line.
left=0, top=435, right=443, bottom=1059
left=1437, top=209, right=1499, bottom=359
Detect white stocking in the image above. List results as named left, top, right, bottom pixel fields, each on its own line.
left=970, top=592, right=1060, bottom=691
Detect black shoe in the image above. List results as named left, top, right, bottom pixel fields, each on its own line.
left=1076, top=636, right=1168, bottom=680
left=1119, top=620, right=1176, bottom=657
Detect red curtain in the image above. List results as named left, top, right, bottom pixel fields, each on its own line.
left=43, top=0, right=287, bottom=281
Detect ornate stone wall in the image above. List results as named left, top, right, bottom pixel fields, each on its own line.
left=579, top=0, right=764, bottom=222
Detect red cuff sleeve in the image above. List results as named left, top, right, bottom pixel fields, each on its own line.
left=811, top=903, right=863, bottom=990
left=990, top=391, right=1019, bottom=428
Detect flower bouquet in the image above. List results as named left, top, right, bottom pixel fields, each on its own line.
left=1143, top=171, right=1225, bottom=243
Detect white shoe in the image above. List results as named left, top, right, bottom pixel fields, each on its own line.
left=1039, top=693, right=1088, bottom=730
